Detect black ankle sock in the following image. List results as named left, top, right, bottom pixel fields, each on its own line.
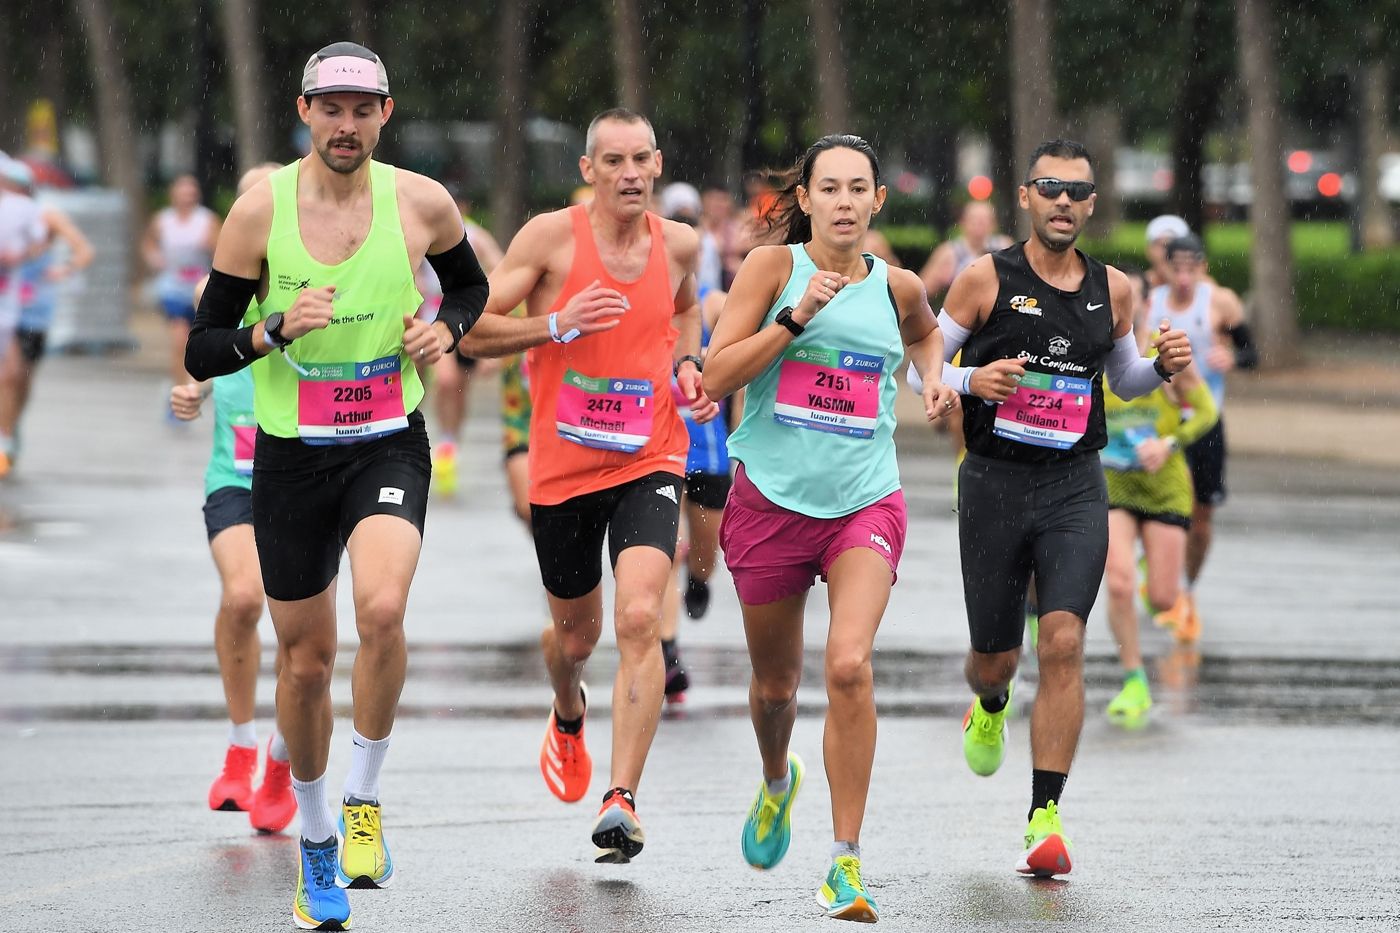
left=1030, top=769, right=1067, bottom=819
left=980, top=690, right=1010, bottom=714
left=661, top=638, right=679, bottom=667
left=602, top=786, right=634, bottom=807
left=554, top=712, right=583, bottom=735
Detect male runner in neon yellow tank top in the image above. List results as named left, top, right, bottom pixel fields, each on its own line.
left=185, top=43, right=488, bottom=931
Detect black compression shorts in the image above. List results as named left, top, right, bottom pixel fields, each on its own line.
left=251, top=410, right=431, bottom=602
left=1185, top=418, right=1227, bottom=507
left=529, top=471, right=682, bottom=600
left=683, top=470, right=732, bottom=511
left=958, top=451, right=1109, bottom=654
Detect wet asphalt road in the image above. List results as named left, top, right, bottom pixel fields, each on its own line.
left=4, top=352, right=1400, bottom=932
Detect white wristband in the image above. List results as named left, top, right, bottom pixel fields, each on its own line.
left=548, top=311, right=581, bottom=344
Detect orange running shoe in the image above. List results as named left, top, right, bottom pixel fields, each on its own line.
left=540, top=683, right=592, bottom=803
left=249, top=740, right=297, bottom=833
left=1173, top=593, right=1202, bottom=644
left=208, top=744, right=257, bottom=812
left=1152, top=592, right=1190, bottom=634
left=591, top=787, right=645, bottom=863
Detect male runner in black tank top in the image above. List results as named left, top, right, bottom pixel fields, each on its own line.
left=932, top=140, right=1194, bottom=878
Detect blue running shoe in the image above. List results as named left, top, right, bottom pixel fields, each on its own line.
left=294, top=837, right=351, bottom=930
left=741, top=752, right=804, bottom=869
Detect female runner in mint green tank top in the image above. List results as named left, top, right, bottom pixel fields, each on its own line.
left=702, top=135, right=959, bottom=924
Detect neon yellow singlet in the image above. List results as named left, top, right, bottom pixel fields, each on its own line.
left=253, top=160, right=424, bottom=442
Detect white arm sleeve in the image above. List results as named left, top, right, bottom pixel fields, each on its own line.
left=907, top=310, right=976, bottom=395
left=1104, top=331, right=1167, bottom=400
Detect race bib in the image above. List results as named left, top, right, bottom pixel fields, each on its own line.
left=773, top=346, right=881, bottom=438
left=994, top=371, right=1093, bottom=450
left=231, top=414, right=257, bottom=476
left=555, top=370, right=653, bottom=453
left=1102, top=421, right=1157, bottom=471
left=177, top=265, right=205, bottom=283
left=295, top=354, right=408, bottom=444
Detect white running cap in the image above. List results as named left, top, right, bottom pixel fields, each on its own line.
left=1145, top=214, right=1190, bottom=245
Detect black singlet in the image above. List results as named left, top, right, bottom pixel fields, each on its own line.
left=960, top=242, right=1114, bottom=464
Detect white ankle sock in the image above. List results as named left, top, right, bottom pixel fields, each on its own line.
left=765, top=771, right=791, bottom=797
left=291, top=773, right=337, bottom=844
left=830, top=840, right=861, bottom=860
left=228, top=721, right=257, bottom=748
left=343, top=730, right=391, bottom=803
left=268, top=730, right=289, bottom=762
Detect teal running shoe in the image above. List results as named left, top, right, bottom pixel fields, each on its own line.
left=294, top=836, right=352, bottom=930
left=741, top=752, right=804, bottom=869
left=816, top=855, right=879, bottom=923
left=962, top=684, right=1012, bottom=776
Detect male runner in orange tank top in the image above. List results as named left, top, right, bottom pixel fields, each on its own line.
left=458, top=108, right=717, bottom=863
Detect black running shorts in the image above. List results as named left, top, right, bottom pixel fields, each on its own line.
left=529, top=471, right=683, bottom=600
left=957, top=451, right=1109, bottom=654
left=683, top=470, right=732, bottom=511
left=204, top=485, right=253, bottom=542
left=252, top=411, right=431, bottom=602
left=1185, top=418, right=1227, bottom=507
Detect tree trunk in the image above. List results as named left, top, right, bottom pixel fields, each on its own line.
left=220, top=0, right=270, bottom=175
left=1169, top=0, right=1215, bottom=235
left=1083, top=105, right=1121, bottom=237
left=1359, top=39, right=1394, bottom=250
left=609, top=0, right=647, bottom=113
left=349, top=0, right=373, bottom=44
left=1236, top=0, right=1299, bottom=365
left=491, top=0, right=530, bottom=241
left=740, top=0, right=765, bottom=170
left=1009, top=0, right=1058, bottom=238
left=0, top=5, right=16, bottom=153
left=810, top=0, right=850, bottom=135
left=73, top=0, right=145, bottom=251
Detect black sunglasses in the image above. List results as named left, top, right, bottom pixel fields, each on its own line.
left=1025, top=177, right=1096, bottom=201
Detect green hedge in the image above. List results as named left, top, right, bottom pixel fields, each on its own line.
left=881, top=222, right=1400, bottom=334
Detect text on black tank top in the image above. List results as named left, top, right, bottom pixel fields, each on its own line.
left=960, top=242, right=1114, bottom=464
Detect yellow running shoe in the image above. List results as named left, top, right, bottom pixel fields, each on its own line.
left=432, top=442, right=458, bottom=498
left=1106, top=675, right=1152, bottom=725
left=337, top=798, right=394, bottom=889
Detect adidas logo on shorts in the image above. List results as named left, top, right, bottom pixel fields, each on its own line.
left=655, top=485, right=678, bottom=504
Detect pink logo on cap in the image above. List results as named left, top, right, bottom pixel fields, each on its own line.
left=316, top=56, right=379, bottom=92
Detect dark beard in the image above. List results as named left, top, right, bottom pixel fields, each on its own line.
left=317, top=143, right=372, bottom=175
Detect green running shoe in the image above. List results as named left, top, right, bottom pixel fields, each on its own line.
left=1106, top=676, right=1152, bottom=724
left=1017, top=800, right=1073, bottom=877
left=961, top=685, right=1012, bottom=777
left=816, top=855, right=879, bottom=923
left=741, top=752, right=804, bottom=869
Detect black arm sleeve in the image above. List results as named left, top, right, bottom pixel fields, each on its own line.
left=1227, top=322, right=1258, bottom=370
left=427, top=236, right=489, bottom=343
left=185, top=270, right=261, bottom=380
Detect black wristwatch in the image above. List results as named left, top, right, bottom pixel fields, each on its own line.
left=674, top=354, right=704, bottom=377
left=775, top=306, right=805, bottom=336
left=264, top=312, right=293, bottom=348
left=1153, top=356, right=1173, bottom=383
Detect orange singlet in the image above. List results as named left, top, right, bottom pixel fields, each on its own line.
left=526, top=205, right=688, bottom=506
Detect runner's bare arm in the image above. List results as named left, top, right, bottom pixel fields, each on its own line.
left=140, top=216, right=163, bottom=271
left=892, top=268, right=957, bottom=421
left=1108, top=265, right=1136, bottom=340
left=939, top=253, right=997, bottom=335
left=41, top=208, right=95, bottom=275
left=185, top=186, right=276, bottom=380
left=1208, top=285, right=1255, bottom=371
left=457, top=212, right=624, bottom=358
left=406, top=173, right=490, bottom=354
left=701, top=245, right=791, bottom=400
